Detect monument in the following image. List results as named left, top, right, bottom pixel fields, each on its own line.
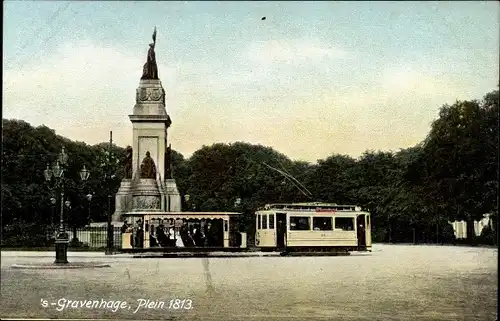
left=113, top=27, right=181, bottom=222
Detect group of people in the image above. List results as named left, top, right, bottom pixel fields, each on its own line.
left=122, top=219, right=223, bottom=248
left=122, top=220, right=144, bottom=248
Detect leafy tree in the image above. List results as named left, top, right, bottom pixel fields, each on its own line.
left=2, top=89, right=497, bottom=246
left=420, top=91, right=499, bottom=243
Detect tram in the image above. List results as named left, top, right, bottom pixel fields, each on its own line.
left=116, top=202, right=371, bottom=255
left=120, top=212, right=243, bottom=252
left=255, top=203, right=372, bottom=253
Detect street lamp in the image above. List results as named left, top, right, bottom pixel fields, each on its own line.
left=50, top=197, right=56, bottom=227
left=64, top=200, right=73, bottom=243
left=184, top=194, right=190, bottom=211
left=86, top=193, right=93, bottom=223
left=79, top=164, right=92, bottom=224
left=44, top=153, right=68, bottom=264
left=79, top=165, right=90, bottom=181
left=43, top=147, right=90, bottom=264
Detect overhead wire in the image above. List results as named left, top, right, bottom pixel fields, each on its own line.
left=275, top=158, right=313, bottom=196
left=262, top=162, right=314, bottom=199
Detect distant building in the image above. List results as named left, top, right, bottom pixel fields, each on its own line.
left=449, top=214, right=494, bottom=239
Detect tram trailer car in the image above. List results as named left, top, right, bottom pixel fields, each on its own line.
left=255, top=203, right=372, bottom=253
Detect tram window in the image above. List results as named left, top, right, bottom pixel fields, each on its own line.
left=269, top=214, right=275, bottom=229
left=262, top=215, right=268, bottom=229
left=290, top=216, right=310, bottom=231
left=313, top=217, right=333, bottom=231
left=257, top=215, right=261, bottom=229
left=335, top=217, right=354, bottom=231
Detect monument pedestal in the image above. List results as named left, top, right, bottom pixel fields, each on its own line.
left=165, top=179, right=181, bottom=211
left=132, top=179, right=162, bottom=212
left=113, top=179, right=133, bottom=221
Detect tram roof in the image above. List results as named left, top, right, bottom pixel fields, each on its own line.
left=258, top=203, right=363, bottom=212
left=123, top=211, right=241, bottom=219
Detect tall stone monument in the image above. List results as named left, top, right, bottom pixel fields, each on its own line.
left=113, top=28, right=181, bottom=221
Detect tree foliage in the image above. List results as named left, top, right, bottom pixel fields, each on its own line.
left=2, top=90, right=498, bottom=245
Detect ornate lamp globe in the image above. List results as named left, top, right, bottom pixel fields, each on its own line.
left=184, top=194, right=190, bottom=202
left=79, top=165, right=90, bottom=181
left=52, top=161, right=63, bottom=178
left=43, top=164, right=53, bottom=181
left=50, top=197, right=56, bottom=205
left=86, top=193, right=93, bottom=202
left=58, top=146, right=69, bottom=165
left=64, top=200, right=71, bottom=208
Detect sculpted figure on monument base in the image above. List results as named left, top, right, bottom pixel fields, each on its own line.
left=124, top=146, right=133, bottom=179
left=164, top=143, right=173, bottom=179
left=140, top=151, right=157, bottom=179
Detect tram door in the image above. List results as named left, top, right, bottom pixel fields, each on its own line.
left=276, top=213, right=287, bottom=249
left=356, top=215, right=366, bottom=247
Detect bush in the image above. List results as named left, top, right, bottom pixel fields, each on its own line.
left=477, top=225, right=497, bottom=245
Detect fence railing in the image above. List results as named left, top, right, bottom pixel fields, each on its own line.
left=65, top=226, right=122, bottom=249
left=1, top=225, right=122, bottom=249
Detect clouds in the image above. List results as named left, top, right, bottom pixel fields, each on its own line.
left=245, top=39, right=347, bottom=65
left=2, top=37, right=495, bottom=163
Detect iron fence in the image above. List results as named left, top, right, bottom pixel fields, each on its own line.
left=1, top=225, right=122, bottom=249
left=65, top=226, right=122, bottom=249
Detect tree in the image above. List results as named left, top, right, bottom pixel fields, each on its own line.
left=420, top=91, right=499, bottom=243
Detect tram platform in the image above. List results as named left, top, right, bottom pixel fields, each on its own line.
left=115, top=247, right=353, bottom=257
left=118, top=246, right=255, bottom=254
left=129, top=251, right=282, bottom=258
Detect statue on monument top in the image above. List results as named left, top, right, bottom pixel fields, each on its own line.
left=141, top=27, right=159, bottom=80
left=140, top=151, right=157, bottom=179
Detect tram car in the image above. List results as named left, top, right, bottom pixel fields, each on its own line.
left=120, top=212, right=243, bottom=252
left=255, top=203, right=371, bottom=253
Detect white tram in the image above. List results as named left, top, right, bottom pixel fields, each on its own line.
left=255, top=203, right=372, bottom=253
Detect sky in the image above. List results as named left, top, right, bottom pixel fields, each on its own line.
left=3, top=1, right=499, bottom=163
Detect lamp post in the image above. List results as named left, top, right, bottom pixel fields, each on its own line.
left=106, top=194, right=112, bottom=254
left=44, top=146, right=69, bottom=264
left=79, top=164, right=91, bottom=226
left=50, top=197, right=56, bottom=227
left=86, top=193, right=93, bottom=224
left=65, top=200, right=75, bottom=244
left=184, top=194, right=190, bottom=211
left=43, top=147, right=90, bottom=264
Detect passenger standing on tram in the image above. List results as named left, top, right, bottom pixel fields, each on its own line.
left=149, top=224, right=158, bottom=247
left=187, top=225, right=196, bottom=247
left=358, top=224, right=366, bottom=246
left=132, top=220, right=139, bottom=248
left=168, top=226, right=176, bottom=246
left=137, top=224, right=144, bottom=248
left=207, top=222, right=217, bottom=247
left=175, top=226, right=186, bottom=248
left=156, top=225, right=167, bottom=247
left=193, top=224, right=203, bottom=246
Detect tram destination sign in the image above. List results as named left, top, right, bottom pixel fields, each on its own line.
left=315, top=208, right=337, bottom=213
